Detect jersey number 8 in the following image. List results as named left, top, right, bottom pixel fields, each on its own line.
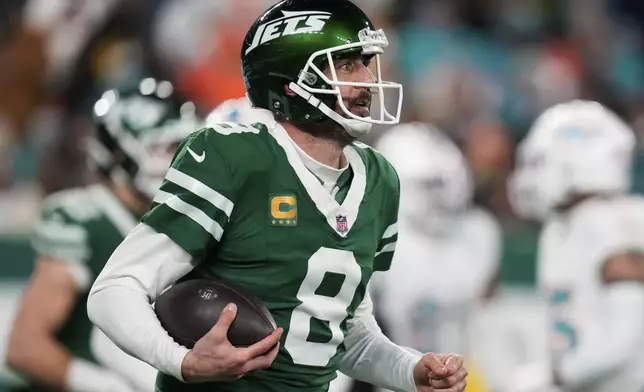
left=284, top=247, right=362, bottom=366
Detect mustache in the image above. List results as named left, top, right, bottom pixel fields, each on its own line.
left=348, top=90, right=372, bottom=107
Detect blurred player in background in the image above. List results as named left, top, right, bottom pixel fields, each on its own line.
left=330, top=123, right=501, bottom=392
left=373, top=123, right=502, bottom=392
left=508, top=100, right=644, bottom=392
left=5, top=78, right=200, bottom=392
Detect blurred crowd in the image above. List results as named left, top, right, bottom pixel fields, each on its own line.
left=1, top=0, right=644, bottom=244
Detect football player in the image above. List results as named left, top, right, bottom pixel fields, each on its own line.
left=508, top=100, right=644, bottom=392
left=330, top=123, right=501, bottom=392
left=87, top=1, right=468, bottom=392
left=373, top=123, right=502, bottom=392
left=5, top=78, right=199, bottom=392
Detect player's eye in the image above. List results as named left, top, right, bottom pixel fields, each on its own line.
left=339, top=61, right=356, bottom=72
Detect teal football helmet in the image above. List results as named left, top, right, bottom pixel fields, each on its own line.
left=241, top=0, right=402, bottom=137
left=89, top=78, right=201, bottom=199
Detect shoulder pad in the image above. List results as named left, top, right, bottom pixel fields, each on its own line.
left=41, top=186, right=104, bottom=223
left=354, top=141, right=400, bottom=194
left=33, top=187, right=96, bottom=262
left=570, top=196, right=644, bottom=268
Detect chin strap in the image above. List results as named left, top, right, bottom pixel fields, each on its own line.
left=288, top=82, right=372, bottom=138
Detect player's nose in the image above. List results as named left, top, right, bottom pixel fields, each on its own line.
left=354, top=62, right=376, bottom=83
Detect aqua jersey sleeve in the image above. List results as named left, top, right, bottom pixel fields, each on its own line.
left=142, top=127, right=238, bottom=260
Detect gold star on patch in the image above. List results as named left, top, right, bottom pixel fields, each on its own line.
left=279, top=220, right=284, bottom=224
left=292, top=220, right=297, bottom=225
left=272, top=220, right=276, bottom=224
left=285, top=220, right=291, bottom=225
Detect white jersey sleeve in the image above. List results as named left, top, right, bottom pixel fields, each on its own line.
left=540, top=196, right=644, bottom=391
left=459, top=207, right=503, bottom=296
left=87, top=223, right=194, bottom=381
left=376, top=206, right=502, bottom=349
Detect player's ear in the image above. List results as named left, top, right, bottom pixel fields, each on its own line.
left=601, top=253, right=644, bottom=284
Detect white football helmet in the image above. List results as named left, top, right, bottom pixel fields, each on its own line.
left=508, top=100, right=635, bottom=220
left=206, top=97, right=276, bottom=126
left=376, top=122, right=473, bottom=234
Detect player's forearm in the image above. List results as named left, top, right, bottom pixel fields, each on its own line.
left=88, top=287, right=189, bottom=381
left=90, top=326, right=158, bottom=392
left=88, top=223, right=195, bottom=381
left=6, top=333, right=72, bottom=390
left=558, top=282, right=644, bottom=387
left=338, top=291, right=420, bottom=392
left=339, top=321, right=420, bottom=392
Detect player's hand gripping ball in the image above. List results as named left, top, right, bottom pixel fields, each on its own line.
left=155, top=278, right=277, bottom=348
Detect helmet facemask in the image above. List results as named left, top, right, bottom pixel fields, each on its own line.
left=287, top=28, right=403, bottom=138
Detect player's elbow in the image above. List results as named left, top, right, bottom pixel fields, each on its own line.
left=6, top=325, right=43, bottom=374
left=601, top=335, right=638, bottom=374
left=86, top=286, right=122, bottom=329
left=5, top=333, right=25, bottom=373
left=86, top=289, right=102, bottom=327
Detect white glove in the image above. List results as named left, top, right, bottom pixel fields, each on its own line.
left=66, top=358, right=138, bottom=392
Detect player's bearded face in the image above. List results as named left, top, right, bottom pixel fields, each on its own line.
left=295, top=54, right=376, bottom=146
left=323, top=54, right=375, bottom=119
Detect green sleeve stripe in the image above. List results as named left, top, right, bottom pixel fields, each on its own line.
left=153, top=190, right=224, bottom=241
left=166, top=168, right=234, bottom=217
left=374, top=241, right=396, bottom=258
left=381, top=222, right=398, bottom=240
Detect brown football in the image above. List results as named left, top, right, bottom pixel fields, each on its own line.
left=154, top=278, right=277, bottom=349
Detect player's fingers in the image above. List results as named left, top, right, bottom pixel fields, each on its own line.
left=242, top=328, right=283, bottom=359
left=211, top=303, right=238, bottom=337
left=422, top=353, right=448, bottom=379
left=450, top=379, right=467, bottom=392
left=429, top=367, right=468, bottom=389
left=240, top=342, right=280, bottom=373
left=442, top=354, right=464, bottom=375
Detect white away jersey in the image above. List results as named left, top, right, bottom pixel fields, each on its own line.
left=539, top=195, right=644, bottom=392
left=375, top=207, right=501, bottom=355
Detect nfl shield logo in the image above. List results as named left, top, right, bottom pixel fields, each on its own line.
left=335, top=215, right=348, bottom=233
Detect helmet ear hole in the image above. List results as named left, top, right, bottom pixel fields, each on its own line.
left=284, top=84, right=297, bottom=97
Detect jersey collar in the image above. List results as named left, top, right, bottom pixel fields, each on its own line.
left=269, top=123, right=366, bottom=237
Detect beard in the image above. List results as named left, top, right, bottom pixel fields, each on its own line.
left=297, top=119, right=356, bottom=147
left=297, top=90, right=372, bottom=147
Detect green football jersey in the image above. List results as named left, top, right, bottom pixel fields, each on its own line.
left=16, top=184, right=138, bottom=392
left=143, top=122, right=400, bottom=392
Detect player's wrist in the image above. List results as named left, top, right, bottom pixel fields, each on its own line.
left=179, top=350, right=196, bottom=383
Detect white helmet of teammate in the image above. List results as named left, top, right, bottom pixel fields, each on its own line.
left=206, top=97, right=276, bottom=126
left=508, top=100, right=635, bottom=221
left=376, top=122, right=473, bottom=234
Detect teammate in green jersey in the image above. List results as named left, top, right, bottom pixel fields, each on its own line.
left=6, top=78, right=199, bottom=392
left=87, top=1, right=469, bottom=392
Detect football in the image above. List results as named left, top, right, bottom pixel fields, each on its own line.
left=154, top=278, right=277, bottom=349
